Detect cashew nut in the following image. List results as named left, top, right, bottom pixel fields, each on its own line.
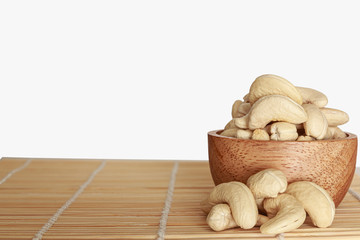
left=303, top=104, right=328, bottom=140
left=296, top=86, right=328, bottom=107
left=246, top=168, right=287, bottom=213
left=206, top=204, right=269, bottom=231
left=252, top=129, right=270, bottom=140
left=248, top=74, right=303, bottom=105
left=232, top=100, right=245, bottom=118
left=235, top=95, right=308, bottom=130
left=200, top=182, right=258, bottom=229
left=320, top=107, right=349, bottom=127
left=327, top=126, right=347, bottom=139
left=220, top=128, right=238, bottom=137
left=246, top=168, right=287, bottom=199
left=286, top=181, right=335, bottom=228
left=297, top=135, right=315, bottom=141
left=239, top=102, right=251, bottom=115
left=224, top=119, right=237, bottom=130
left=260, top=194, right=306, bottom=235
left=236, top=129, right=253, bottom=139
left=270, top=122, right=298, bottom=141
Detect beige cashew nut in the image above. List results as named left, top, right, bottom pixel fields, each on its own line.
left=260, top=193, right=306, bottom=235
left=270, top=122, right=298, bottom=141
left=206, top=204, right=269, bottom=231
left=285, top=181, right=335, bottom=228
left=320, top=107, right=349, bottom=127
left=252, top=129, right=270, bottom=140
left=232, top=100, right=245, bottom=118
left=296, top=86, right=328, bottom=107
left=200, top=181, right=258, bottom=229
left=303, top=104, right=328, bottom=140
left=236, top=129, right=253, bottom=139
left=248, top=74, right=303, bottom=105
left=246, top=168, right=287, bottom=213
left=235, top=95, right=308, bottom=130
left=220, top=128, right=238, bottom=137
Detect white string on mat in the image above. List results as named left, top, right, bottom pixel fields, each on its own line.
left=276, top=233, right=285, bottom=240
left=32, top=160, right=107, bottom=240
left=348, top=188, right=360, bottom=201
left=156, top=161, right=179, bottom=240
left=0, top=158, right=32, bottom=185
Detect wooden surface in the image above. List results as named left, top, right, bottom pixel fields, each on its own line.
left=0, top=157, right=359, bottom=239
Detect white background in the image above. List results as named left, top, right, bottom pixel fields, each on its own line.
left=0, top=1, right=359, bottom=166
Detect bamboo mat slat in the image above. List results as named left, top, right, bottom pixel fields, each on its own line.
left=0, top=157, right=359, bottom=240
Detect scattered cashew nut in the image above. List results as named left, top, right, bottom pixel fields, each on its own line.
left=200, top=181, right=258, bottom=229
left=260, top=193, right=306, bottom=234
left=286, top=181, right=335, bottom=228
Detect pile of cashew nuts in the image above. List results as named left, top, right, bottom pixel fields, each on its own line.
left=221, top=74, right=349, bottom=140
left=200, top=169, right=335, bottom=234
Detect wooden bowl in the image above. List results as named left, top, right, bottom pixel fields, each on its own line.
left=208, top=130, right=357, bottom=207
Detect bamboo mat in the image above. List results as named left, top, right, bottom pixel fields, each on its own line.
left=0, top=157, right=359, bottom=240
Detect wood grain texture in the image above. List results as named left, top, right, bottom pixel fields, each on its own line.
left=208, top=130, right=358, bottom=207
left=0, top=158, right=359, bottom=239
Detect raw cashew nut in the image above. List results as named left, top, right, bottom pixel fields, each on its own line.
left=236, top=129, right=253, bottom=139
left=296, top=86, right=328, bottom=107
left=248, top=74, right=303, bottom=105
left=297, top=135, right=315, bottom=141
left=246, top=169, right=287, bottom=213
left=239, top=102, right=251, bottom=115
left=224, top=119, right=237, bottom=130
left=246, top=169, right=287, bottom=199
left=252, top=129, right=270, bottom=140
left=206, top=204, right=269, bottom=231
left=286, top=181, right=335, bottom=228
left=320, top=107, right=349, bottom=127
left=200, top=182, right=258, bottom=229
left=206, top=204, right=237, bottom=231
left=270, top=122, right=298, bottom=141
left=235, top=95, right=308, bottom=130
left=303, top=104, right=328, bottom=140
left=326, top=126, right=347, bottom=139
left=232, top=100, right=245, bottom=118
left=260, top=194, right=306, bottom=235
left=220, top=128, right=238, bottom=137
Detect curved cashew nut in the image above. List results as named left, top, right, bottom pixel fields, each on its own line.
left=200, top=182, right=258, bottom=229
left=248, top=74, right=303, bottom=105
left=232, top=100, right=245, bottom=118
left=285, top=181, right=335, bottom=228
left=326, top=126, right=347, bottom=139
left=224, top=119, right=237, bottom=130
left=303, top=104, right=328, bottom=140
left=252, top=129, right=270, bottom=140
left=296, top=86, right=328, bottom=107
left=260, top=194, right=306, bottom=235
left=235, top=95, right=308, bottom=130
left=206, top=204, right=269, bottom=231
left=239, top=102, right=251, bottom=115
left=320, top=107, right=349, bottom=127
left=270, top=122, right=298, bottom=141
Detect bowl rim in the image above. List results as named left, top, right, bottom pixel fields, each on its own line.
left=208, top=129, right=357, bottom=142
